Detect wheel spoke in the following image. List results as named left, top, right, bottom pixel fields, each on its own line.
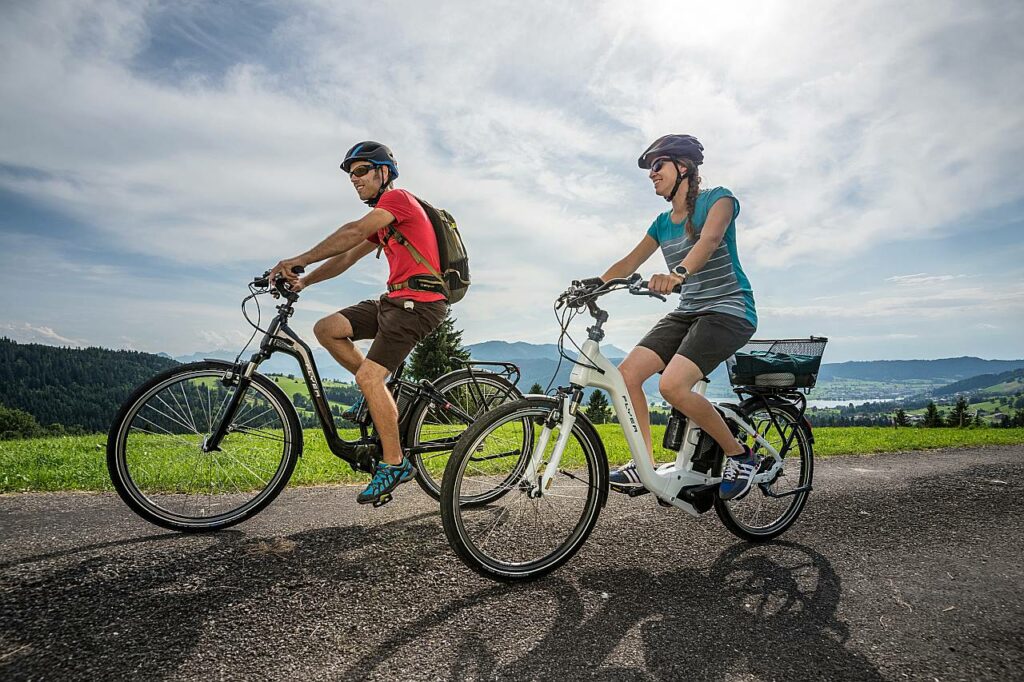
left=446, top=403, right=598, bottom=577
left=113, top=369, right=294, bottom=528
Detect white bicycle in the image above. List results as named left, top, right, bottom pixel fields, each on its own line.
left=440, top=275, right=826, bottom=581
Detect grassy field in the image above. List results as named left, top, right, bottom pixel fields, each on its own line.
left=2, top=426, right=1023, bottom=494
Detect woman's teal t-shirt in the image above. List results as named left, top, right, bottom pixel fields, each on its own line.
left=646, top=186, right=757, bottom=328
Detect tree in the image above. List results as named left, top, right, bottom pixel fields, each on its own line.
left=585, top=390, right=611, bottom=424
left=1012, top=408, right=1024, bottom=428
left=292, top=392, right=308, bottom=409
left=0, top=404, right=42, bottom=439
left=947, top=396, right=970, bottom=428
left=972, top=412, right=983, bottom=427
left=923, top=401, right=943, bottom=428
left=407, top=310, right=471, bottom=382
left=894, top=408, right=910, bottom=427
left=529, top=382, right=545, bottom=395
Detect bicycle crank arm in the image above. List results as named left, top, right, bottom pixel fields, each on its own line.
left=761, top=484, right=813, bottom=498
left=468, top=449, right=521, bottom=462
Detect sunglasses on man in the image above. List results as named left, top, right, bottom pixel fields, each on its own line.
left=348, top=164, right=379, bottom=178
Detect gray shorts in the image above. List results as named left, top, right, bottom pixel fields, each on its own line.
left=636, top=311, right=756, bottom=377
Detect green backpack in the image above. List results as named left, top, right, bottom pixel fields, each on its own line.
left=379, top=196, right=471, bottom=304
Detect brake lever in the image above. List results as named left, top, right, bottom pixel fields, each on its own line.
left=252, top=270, right=271, bottom=289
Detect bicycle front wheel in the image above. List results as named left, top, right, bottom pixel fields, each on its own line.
left=440, top=397, right=604, bottom=582
left=406, top=369, right=523, bottom=502
left=107, top=361, right=302, bottom=532
left=715, top=403, right=813, bottom=542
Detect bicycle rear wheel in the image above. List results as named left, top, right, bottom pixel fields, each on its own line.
left=715, top=403, right=813, bottom=542
left=440, top=397, right=604, bottom=582
left=406, top=370, right=523, bottom=502
left=107, top=361, right=301, bottom=532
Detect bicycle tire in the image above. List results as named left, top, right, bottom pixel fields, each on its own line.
left=406, top=369, right=524, bottom=503
left=714, top=403, right=813, bottom=542
left=107, top=361, right=302, bottom=532
left=440, top=397, right=605, bottom=582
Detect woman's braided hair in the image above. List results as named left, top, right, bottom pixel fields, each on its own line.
left=679, top=158, right=702, bottom=241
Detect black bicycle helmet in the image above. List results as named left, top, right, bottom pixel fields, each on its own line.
left=341, top=141, right=399, bottom=206
left=638, top=134, right=704, bottom=169
left=638, top=134, right=704, bottom=202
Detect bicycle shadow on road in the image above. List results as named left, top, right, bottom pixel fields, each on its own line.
left=342, top=540, right=884, bottom=681
left=0, top=521, right=883, bottom=681
left=0, top=512, right=447, bottom=679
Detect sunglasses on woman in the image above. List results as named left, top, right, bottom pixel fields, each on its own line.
left=650, top=157, right=689, bottom=178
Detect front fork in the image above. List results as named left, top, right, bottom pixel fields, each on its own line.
left=523, top=389, right=583, bottom=497
left=202, top=362, right=255, bottom=452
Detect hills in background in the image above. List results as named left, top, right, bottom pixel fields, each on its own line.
left=175, top=342, right=1024, bottom=399
left=3, top=336, right=1024, bottom=433
left=0, top=337, right=178, bottom=432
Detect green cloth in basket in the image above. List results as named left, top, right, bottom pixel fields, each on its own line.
left=730, top=350, right=821, bottom=387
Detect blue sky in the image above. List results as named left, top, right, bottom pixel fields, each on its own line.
left=1, top=0, right=1022, bottom=363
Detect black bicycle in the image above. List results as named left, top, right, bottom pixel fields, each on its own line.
left=106, top=268, right=523, bottom=532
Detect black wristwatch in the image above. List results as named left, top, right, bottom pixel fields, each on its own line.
left=672, top=264, right=689, bottom=282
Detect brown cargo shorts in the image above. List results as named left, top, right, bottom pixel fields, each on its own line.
left=338, top=295, right=448, bottom=373
left=637, top=311, right=755, bottom=377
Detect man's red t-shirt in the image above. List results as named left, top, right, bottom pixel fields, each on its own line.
left=368, top=189, right=445, bottom=303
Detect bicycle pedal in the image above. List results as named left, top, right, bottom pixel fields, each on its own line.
left=372, top=493, right=393, bottom=508
left=625, top=486, right=651, bottom=498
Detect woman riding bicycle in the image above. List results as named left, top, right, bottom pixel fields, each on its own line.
left=596, top=134, right=758, bottom=501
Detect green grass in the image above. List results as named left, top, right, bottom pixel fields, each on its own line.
left=2, top=426, right=1023, bottom=493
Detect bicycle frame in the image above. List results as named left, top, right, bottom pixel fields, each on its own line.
left=205, top=296, right=478, bottom=470
left=527, top=329, right=789, bottom=517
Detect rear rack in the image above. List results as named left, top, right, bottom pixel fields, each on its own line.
left=452, top=359, right=522, bottom=401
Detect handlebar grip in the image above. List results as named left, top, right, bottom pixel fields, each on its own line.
left=291, top=265, right=305, bottom=275
left=640, top=280, right=682, bottom=294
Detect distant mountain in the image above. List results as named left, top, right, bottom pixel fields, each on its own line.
left=0, top=337, right=178, bottom=432
left=465, top=341, right=631, bottom=396
left=932, top=367, right=1024, bottom=397
left=462, top=344, right=1024, bottom=402
left=8, top=333, right=1023, bottom=435
left=465, top=340, right=627, bottom=361
left=818, top=357, right=1024, bottom=382
left=175, top=341, right=629, bottom=389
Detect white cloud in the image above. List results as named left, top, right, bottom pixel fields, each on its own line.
left=886, top=274, right=967, bottom=286
left=1, top=322, right=87, bottom=347
left=0, top=0, right=1022, bottom=361
left=763, top=281, right=1024, bottom=320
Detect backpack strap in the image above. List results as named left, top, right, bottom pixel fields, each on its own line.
left=377, top=222, right=450, bottom=298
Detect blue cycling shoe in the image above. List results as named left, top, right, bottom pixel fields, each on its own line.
left=718, top=445, right=759, bottom=501
left=609, top=461, right=646, bottom=494
left=357, top=456, right=415, bottom=507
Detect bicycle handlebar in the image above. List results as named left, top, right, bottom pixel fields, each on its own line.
left=252, top=265, right=305, bottom=299
left=558, top=273, right=681, bottom=309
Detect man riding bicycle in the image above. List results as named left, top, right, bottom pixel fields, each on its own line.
left=270, top=141, right=447, bottom=506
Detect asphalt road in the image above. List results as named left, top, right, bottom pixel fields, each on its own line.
left=1, top=446, right=1022, bottom=681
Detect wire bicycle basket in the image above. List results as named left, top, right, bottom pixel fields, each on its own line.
left=727, top=336, right=829, bottom=389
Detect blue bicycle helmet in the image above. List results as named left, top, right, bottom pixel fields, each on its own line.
left=341, top=141, right=399, bottom=206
